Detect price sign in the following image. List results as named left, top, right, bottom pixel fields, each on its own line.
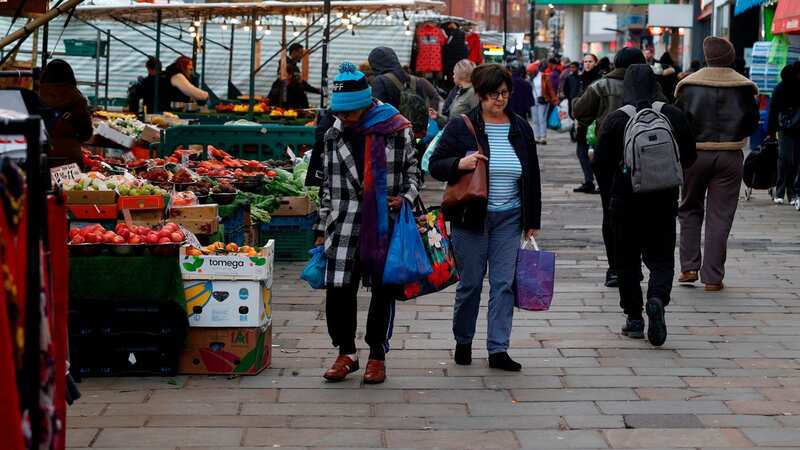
left=50, top=163, right=82, bottom=186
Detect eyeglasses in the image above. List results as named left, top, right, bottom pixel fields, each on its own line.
left=488, top=90, right=510, bottom=100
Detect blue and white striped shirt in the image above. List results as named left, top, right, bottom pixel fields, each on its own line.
left=485, top=123, right=522, bottom=212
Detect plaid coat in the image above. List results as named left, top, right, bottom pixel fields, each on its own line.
left=315, top=117, right=420, bottom=288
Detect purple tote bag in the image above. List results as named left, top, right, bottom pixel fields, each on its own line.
left=515, top=237, right=556, bottom=311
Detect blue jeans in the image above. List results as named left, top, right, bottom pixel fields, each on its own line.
left=531, top=103, right=548, bottom=141
left=451, top=208, right=521, bottom=354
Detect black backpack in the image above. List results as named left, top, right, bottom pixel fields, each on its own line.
left=384, top=73, right=429, bottom=138
left=743, top=139, right=778, bottom=190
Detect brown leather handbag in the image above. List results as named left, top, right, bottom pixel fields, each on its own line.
left=442, top=115, right=488, bottom=208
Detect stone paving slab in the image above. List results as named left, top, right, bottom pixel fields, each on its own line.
left=67, top=134, right=800, bottom=448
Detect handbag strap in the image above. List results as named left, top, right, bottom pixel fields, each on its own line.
left=460, top=114, right=485, bottom=156
left=414, top=197, right=429, bottom=216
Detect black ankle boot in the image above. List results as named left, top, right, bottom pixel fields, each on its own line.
left=454, top=343, right=472, bottom=365
left=488, top=352, right=522, bottom=372
left=621, top=317, right=644, bottom=339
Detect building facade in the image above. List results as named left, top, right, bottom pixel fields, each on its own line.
left=444, top=0, right=530, bottom=32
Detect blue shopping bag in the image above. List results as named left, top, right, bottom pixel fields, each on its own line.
left=515, top=238, right=556, bottom=311
left=547, top=106, right=561, bottom=130
left=300, top=245, right=327, bottom=289
left=383, top=201, right=433, bottom=285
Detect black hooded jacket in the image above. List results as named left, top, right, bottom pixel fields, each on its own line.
left=368, top=47, right=441, bottom=110
left=594, top=65, right=696, bottom=198
left=768, top=62, right=800, bottom=135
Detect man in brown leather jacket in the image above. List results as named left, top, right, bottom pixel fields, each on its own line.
left=674, top=37, right=759, bottom=292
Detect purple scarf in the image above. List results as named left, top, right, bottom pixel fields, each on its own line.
left=356, top=103, right=411, bottom=284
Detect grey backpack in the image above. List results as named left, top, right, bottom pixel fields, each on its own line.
left=620, top=102, right=682, bottom=193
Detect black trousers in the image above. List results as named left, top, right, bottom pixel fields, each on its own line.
left=611, top=191, right=678, bottom=317
left=594, top=170, right=616, bottom=273
left=325, top=270, right=395, bottom=360
left=776, top=133, right=800, bottom=200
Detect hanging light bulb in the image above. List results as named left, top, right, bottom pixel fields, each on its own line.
left=193, top=20, right=201, bottom=27
left=221, top=21, right=228, bottom=31
left=265, top=24, right=272, bottom=35
left=243, top=24, right=250, bottom=32
left=189, top=25, right=196, bottom=32
left=346, top=23, right=354, bottom=30
left=292, top=25, right=299, bottom=37
left=190, top=32, right=197, bottom=38
left=341, top=17, right=350, bottom=25
left=231, top=17, right=239, bottom=25
left=257, top=24, right=263, bottom=32
left=336, top=11, right=343, bottom=18
left=385, top=11, right=392, bottom=21
left=405, top=25, right=411, bottom=36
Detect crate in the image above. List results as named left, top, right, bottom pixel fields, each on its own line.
left=272, top=196, right=317, bottom=217
left=262, top=213, right=317, bottom=230
left=259, top=228, right=315, bottom=261
left=156, top=124, right=314, bottom=161
left=67, top=203, right=118, bottom=220
left=64, top=39, right=108, bottom=57
left=221, top=205, right=246, bottom=245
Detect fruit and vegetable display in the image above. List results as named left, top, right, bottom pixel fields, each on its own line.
left=69, top=222, right=186, bottom=246
left=109, top=117, right=146, bottom=138
left=184, top=242, right=261, bottom=257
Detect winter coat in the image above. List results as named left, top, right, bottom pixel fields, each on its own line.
left=368, top=47, right=442, bottom=110
left=314, top=109, right=420, bottom=288
left=38, top=82, right=93, bottom=168
left=572, top=68, right=667, bottom=138
left=445, top=85, right=479, bottom=120
left=127, top=74, right=157, bottom=114
left=533, top=74, right=558, bottom=106
left=428, top=105, right=542, bottom=231
left=674, top=67, right=759, bottom=151
left=767, top=62, right=800, bottom=136
left=510, top=75, right=534, bottom=119
left=594, top=65, right=697, bottom=199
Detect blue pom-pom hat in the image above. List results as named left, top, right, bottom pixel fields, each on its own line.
left=330, top=61, right=373, bottom=112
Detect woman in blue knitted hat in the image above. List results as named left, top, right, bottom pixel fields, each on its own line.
left=314, top=63, right=420, bottom=384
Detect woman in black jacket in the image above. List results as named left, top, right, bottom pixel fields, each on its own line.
left=429, top=64, right=541, bottom=372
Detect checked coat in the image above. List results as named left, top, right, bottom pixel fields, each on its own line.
left=315, top=116, right=420, bottom=288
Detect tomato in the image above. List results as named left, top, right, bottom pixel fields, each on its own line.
left=146, top=233, right=159, bottom=244
left=157, top=229, right=172, bottom=239
left=102, top=231, right=117, bottom=243
left=112, top=235, right=126, bottom=244
left=266, top=170, right=277, bottom=177
left=170, top=232, right=184, bottom=243
left=69, top=228, right=80, bottom=238
left=70, top=235, right=85, bottom=245
left=158, top=237, right=172, bottom=244
left=128, top=235, right=143, bottom=245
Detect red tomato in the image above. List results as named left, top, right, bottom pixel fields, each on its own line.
left=119, top=230, right=131, bottom=240
left=164, top=222, right=178, bottom=232
left=69, top=228, right=80, bottom=238
left=146, top=233, right=159, bottom=244
left=112, top=235, right=126, bottom=244
left=102, top=231, right=117, bottom=243
left=71, top=235, right=85, bottom=245
left=158, top=237, right=172, bottom=244
left=157, top=229, right=172, bottom=239
left=266, top=170, right=277, bottom=177
left=170, top=232, right=184, bottom=243
left=84, top=233, right=98, bottom=244
left=128, top=235, right=143, bottom=245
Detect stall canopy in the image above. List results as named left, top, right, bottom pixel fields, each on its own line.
left=75, top=0, right=444, bottom=21
left=773, top=0, right=800, bottom=34
left=735, top=0, right=769, bottom=16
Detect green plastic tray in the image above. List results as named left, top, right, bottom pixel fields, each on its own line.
left=156, top=124, right=314, bottom=161
left=259, top=228, right=314, bottom=262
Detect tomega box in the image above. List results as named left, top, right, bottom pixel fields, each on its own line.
left=179, top=324, right=271, bottom=375
left=180, top=240, right=274, bottom=284
left=183, top=279, right=271, bottom=327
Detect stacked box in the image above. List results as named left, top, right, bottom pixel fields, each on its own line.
left=178, top=240, right=275, bottom=375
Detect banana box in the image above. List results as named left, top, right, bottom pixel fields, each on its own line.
left=183, top=279, right=271, bottom=327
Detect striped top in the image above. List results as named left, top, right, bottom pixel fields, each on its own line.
left=485, top=123, right=522, bottom=212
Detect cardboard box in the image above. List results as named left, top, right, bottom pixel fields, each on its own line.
left=170, top=204, right=219, bottom=235
left=272, top=196, right=317, bottom=217
left=183, top=279, right=272, bottom=327
left=139, top=124, right=162, bottom=143
left=68, top=204, right=118, bottom=220
left=180, top=240, right=274, bottom=283
left=64, top=190, right=117, bottom=205
left=119, top=210, right=163, bottom=228
left=95, top=122, right=136, bottom=148
left=118, top=195, right=165, bottom=211
left=179, top=324, right=271, bottom=375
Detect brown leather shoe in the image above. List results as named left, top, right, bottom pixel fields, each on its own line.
left=678, top=271, right=698, bottom=283
left=323, top=355, right=359, bottom=382
left=363, top=359, right=386, bottom=384
left=704, top=283, right=724, bottom=292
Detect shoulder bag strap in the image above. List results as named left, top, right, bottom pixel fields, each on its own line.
left=409, top=76, right=417, bottom=94
left=384, top=72, right=405, bottom=91
left=460, top=114, right=485, bottom=156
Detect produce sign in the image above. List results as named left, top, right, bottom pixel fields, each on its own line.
left=180, top=240, right=274, bottom=283
left=178, top=325, right=271, bottom=375
left=183, top=279, right=272, bottom=327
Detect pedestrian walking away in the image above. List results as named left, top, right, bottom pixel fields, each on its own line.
left=442, top=59, right=479, bottom=121
left=675, top=37, right=759, bottom=291
left=595, top=64, right=696, bottom=347
left=527, top=61, right=557, bottom=145
left=315, top=63, right=420, bottom=384
left=767, top=61, right=800, bottom=208
left=573, top=47, right=666, bottom=287
left=508, top=62, right=534, bottom=122
left=429, top=64, right=542, bottom=371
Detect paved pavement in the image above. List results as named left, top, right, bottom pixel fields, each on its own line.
left=68, top=132, right=800, bottom=449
